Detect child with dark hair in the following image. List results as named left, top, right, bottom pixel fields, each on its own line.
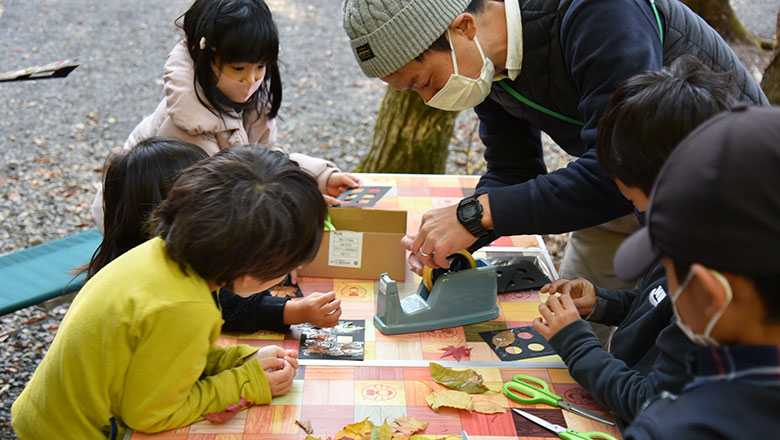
left=85, top=137, right=210, bottom=279
left=12, top=147, right=325, bottom=439
left=84, top=137, right=341, bottom=333
left=616, top=106, right=780, bottom=438
left=532, top=55, right=738, bottom=430
left=91, top=0, right=359, bottom=229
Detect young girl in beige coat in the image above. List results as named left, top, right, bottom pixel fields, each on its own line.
left=92, top=0, right=358, bottom=229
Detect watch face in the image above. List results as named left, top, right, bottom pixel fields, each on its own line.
left=461, top=204, right=478, bottom=218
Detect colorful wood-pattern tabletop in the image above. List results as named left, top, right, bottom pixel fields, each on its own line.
left=130, top=174, right=620, bottom=439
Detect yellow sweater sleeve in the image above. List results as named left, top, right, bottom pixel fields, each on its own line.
left=119, top=303, right=271, bottom=433
left=203, top=343, right=259, bottom=377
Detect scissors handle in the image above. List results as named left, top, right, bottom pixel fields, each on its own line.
left=559, top=429, right=618, bottom=440
left=503, top=374, right=562, bottom=406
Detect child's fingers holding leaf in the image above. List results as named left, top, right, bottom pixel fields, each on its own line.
left=569, top=280, right=597, bottom=316
left=544, top=278, right=574, bottom=296
left=537, top=294, right=582, bottom=339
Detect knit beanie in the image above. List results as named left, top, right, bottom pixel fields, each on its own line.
left=342, top=0, right=470, bottom=78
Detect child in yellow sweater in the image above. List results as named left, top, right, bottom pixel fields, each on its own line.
left=12, top=146, right=327, bottom=439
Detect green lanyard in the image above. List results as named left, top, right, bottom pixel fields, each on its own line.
left=499, top=0, right=664, bottom=126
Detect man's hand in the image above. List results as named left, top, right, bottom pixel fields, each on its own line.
left=284, top=291, right=342, bottom=327
left=533, top=294, right=582, bottom=340
left=402, top=204, right=478, bottom=272
left=540, top=278, right=597, bottom=317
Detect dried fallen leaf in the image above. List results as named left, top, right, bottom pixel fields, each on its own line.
left=295, top=420, right=314, bottom=435
left=335, top=417, right=372, bottom=440
left=440, top=345, right=472, bottom=361
left=374, top=419, right=393, bottom=440
left=425, top=389, right=473, bottom=412
left=492, top=330, right=516, bottom=347
left=473, top=400, right=507, bottom=414
left=430, top=362, right=488, bottom=394
left=390, top=416, right=429, bottom=440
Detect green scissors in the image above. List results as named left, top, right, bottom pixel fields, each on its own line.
left=502, top=374, right=614, bottom=426
left=513, top=408, right=617, bottom=440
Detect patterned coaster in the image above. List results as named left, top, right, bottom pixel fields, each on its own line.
left=337, top=186, right=391, bottom=207
left=479, top=326, right=556, bottom=361
left=299, top=319, right=365, bottom=361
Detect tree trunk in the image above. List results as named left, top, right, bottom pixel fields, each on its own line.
left=355, top=87, right=458, bottom=173
left=683, top=0, right=759, bottom=47
left=761, top=9, right=780, bottom=104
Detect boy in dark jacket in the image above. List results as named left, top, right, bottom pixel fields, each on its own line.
left=533, top=55, right=738, bottom=429
left=617, top=106, right=780, bottom=439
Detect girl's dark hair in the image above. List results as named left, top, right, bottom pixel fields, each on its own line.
left=179, top=0, right=282, bottom=118
left=150, top=146, right=327, bottom=286
left=597, top=55, right=738, bottom=195
left=83, top=137, right=209, bottom=279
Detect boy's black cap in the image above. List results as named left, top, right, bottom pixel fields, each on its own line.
left=615, top=105, right=780, bottom=282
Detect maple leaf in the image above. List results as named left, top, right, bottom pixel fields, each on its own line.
left=201, top=396, right=251, bottom=424
left=439, top=345, right=472, bottom=361
left=390, top=416, right=429, bottom=440
left=430, top=362, right=488, bottom=394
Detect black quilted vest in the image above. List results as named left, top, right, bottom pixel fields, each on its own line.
left=488, top=0, right=769, bottom=157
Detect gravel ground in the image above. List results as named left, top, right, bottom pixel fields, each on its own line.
left=0, top=0, right=777, bottom=438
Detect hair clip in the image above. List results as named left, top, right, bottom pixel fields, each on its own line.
left=199, top=37, right=206, bottom=50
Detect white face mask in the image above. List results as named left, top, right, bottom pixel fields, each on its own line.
left=671, top=269, right=733, bottom=346
left=426, top=30, right=495, bottom=111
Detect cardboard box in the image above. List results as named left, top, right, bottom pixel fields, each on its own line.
left=298, top=207, right=407, bottom=280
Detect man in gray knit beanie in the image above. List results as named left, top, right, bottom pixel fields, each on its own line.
left=341, top=0, right=768, bottom=293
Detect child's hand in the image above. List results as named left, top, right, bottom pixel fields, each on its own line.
left=326, top=172, right=361, bottom=198
left=284, top=291, right=342, bottom=327
left=540, top=278, right=596, bottom=317
left=250, top=346, right=299, bottom=369
left=259, top=357, right=296, bottom=396
left=533, top=294, right=582, bottom=340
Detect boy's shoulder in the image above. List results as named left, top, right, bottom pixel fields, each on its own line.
left=625, top=381, right=780, bottom=440
left=86, top=237, right=212, bottom=306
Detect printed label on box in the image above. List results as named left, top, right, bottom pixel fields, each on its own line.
left=328, top=230, right=363, bottom=268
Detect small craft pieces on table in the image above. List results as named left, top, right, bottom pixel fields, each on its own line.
left=298, top=319, right=365, bottom=360
left=336, top=186, right=390, bottom=207
left=488, top=255, right=552, bottom=293
left=479, top=326, right=556, bottom=361
left=268, top=273, right=303, bottom=298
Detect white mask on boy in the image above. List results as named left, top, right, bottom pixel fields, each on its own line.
left=212, top=64, right=264, bottom=103
left=671, top=269, right=733, bottom=346
left=426, top=30, right=495, bottom=111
